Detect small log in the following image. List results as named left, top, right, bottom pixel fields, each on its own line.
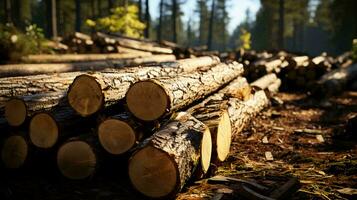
left=4, top=92, right=66, bottom=126
left=128, top=112, right=212, bottom=198
left=29, top=106, right=93, bottom=149
left=1, top=134, right=29, bottom=169
left=68, top=56, right=221, bottom=116
left=97, top=112, right=143, bottom=155
left=56, top=136, right=98, bottom=180
left=251, top=73, right=278, bottom=90
left=126, top=62, right=243, bottom=121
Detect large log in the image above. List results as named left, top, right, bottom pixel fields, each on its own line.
left=0, top=54, right=178, bottom=77
left=1, top=134, right=29, bottom=169
left=128, top=112, right=212, bottom=198
left=315, top=63, right=357, bottom=96
left=186, top=77, right=251, bottom=162
left=126, top=61, right=244, bottom=121
left=68, top=56, right=221, bottom=116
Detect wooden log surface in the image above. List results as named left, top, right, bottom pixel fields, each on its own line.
left=126, top=61, right=244, bottom=121
left=315, top=63, right=357, bottom=96
left=128, top=112, right=212, bottom=198
left=251, top=73, right=278, bottom=90
left=1, top=54, right=176, bottom=77
left=68, top=56, right=221, bottom=116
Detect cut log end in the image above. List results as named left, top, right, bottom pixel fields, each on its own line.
left=201, top=127, right=212, bottom=173
left=57, top=141, right=96, bottom=180
left=1, top=135, right=28, bottom=169
left=98, top=119, right=136, bottom=155
left=68, top=75, right=103, bottom=116
left=5, top=98, right=27, bottom=126
left=126, top=81, right=168, bottom=121
left=129, top=146, right=178, bottom=198
left=216, top=111, right=231, bottom=162
left=29, top=113, right=59, bottom=149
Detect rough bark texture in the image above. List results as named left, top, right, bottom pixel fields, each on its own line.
left=0, top=72, right=82, bottom=97
left=68, top=56, right=220, bottom=116
left=129, top=112, right=211, bottom=198
left=0, top=54, right=178, bottom=77
left=315, top=63, right=357, bottom=97
left=228, top=90, right=270, bottom=136
left=127, top=61, right=243, bottom=121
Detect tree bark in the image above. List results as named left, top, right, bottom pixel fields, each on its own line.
left=128, top=112, right=211, bottom=198
left=278, top=0, right=285, bottom=49
left=126, top=61, right=243, bottom=121
left=51, top=0, right=58, bottom=38
left=172, top=0, right=177, bottom=43
left=68, top=56, right=221, bottom=116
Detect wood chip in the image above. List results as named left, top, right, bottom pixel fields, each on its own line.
left=265, top=151, right=274, bottom=161
left=262, top=136, right=269, bottom=144
left=316, top=135, right=325, bottom=143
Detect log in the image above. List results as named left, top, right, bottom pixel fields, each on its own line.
left=20, top=52, right=152, bottom=63
left=250, top=73, right=278, bottom=90
left=2, top=54, right=177, bottom=77
left=97, top=32, right=173, bottom=54
left=0, top=72, right=82, bottom=97
left=315, top=63, right=357, bottom=96
left=1, top=134, right=29, bottom=169
left=97, top=112, right=143, bottom=155
left=56, top=136, right=98, bottom=179
left=4, top=92, right=66, bottom=126
left=29, top=106, right=93, bottom=149
left=126, top=61, right=244, bottom=121
left=68, top=56, right=221, bottom=116
left=128, top=112, right=212, bottom=198
left=186, top=77, right=251, bottom=162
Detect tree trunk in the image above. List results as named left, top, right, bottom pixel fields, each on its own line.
left=315, top=63, right=357, bottom=97
left=157, top=0, right=164, bottom=41
left=128, top=112, right=212, bottom=198
left=138, top=0, right=142, bottom=21
left=75, top=0, right=81, bottom=32
left=278, top=0, right=285, bottom=49
left=172, top=0, right=177, bottom=43
left=108, top=0, right=114, bottom=13
left=207, top=0, right=215, bottom=50
left=4, top=0, right=12, bottom=23
left=126, top=61, right=243, bottom=121
left=97, top=112, right=144, bottom=155
left=144, top=0, right=150, bottom=38
left=51, top=0, right=57, bottom=38
left=68, top=56, right=221, bottom=116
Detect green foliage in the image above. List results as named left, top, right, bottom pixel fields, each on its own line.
left=239, top=29, right=251, bottom=50
left=0, top=24, right=50, bottom=63
left=352, top=39, right=357, bottom=62
left=86, top=5, right=146, bottom=38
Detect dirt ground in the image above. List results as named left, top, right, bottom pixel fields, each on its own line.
left=0, top=91, right=356, bottom=200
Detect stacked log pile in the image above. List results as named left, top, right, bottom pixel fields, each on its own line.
left=0, top=54, right=282, bottom=198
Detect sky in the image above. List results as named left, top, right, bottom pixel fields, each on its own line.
left=149, top=0, right=261, bottom=34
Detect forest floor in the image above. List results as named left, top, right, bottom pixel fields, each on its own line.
left=0, top=91, right=356, bottom=200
